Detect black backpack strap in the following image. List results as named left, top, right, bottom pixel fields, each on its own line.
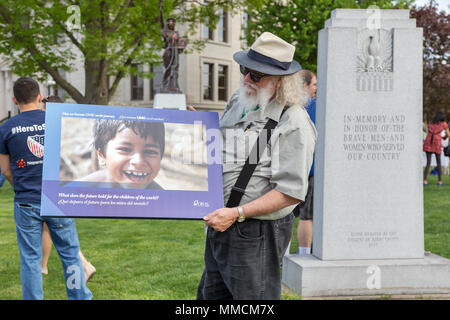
left=226, top=108, right=288, bottom=208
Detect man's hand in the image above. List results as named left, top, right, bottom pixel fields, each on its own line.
left=203, top=190, right=299, bottom=232
left=187, top=106, right=196, bottom=111
left=203, top=207, right=239, bottom=232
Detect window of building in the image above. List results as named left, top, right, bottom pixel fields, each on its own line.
left=203, top=63, right=214, bottom=100
left=131, top=64, right=144, bottom=100
left=202, top=1, right=214, bottom=40
left=150, top=64, right=163, bottom=99
left=242, top=12, right=249, bottom=41
left=217, top=9, right=228, bottom=43
left=218, top=65, right=228, bottom=101
left=203, top=17, right=214, bottom=40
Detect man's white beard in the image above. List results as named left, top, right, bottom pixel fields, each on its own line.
left=238, top=79, right=276, bottom=115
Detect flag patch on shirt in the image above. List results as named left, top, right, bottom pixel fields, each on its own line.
left=27, top=135, right=45, bottom=158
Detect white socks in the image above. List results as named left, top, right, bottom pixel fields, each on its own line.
left=298, top=247, right=311, bottom=255
left=283, top=244, right=311, bottom=255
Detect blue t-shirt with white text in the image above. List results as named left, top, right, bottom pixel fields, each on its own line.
left=0, top=110, right=45, bottom=203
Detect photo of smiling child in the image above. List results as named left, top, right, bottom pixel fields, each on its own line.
left=59, top=117, right=208, bottom=191
left=78, top=120, right=165, bottom=189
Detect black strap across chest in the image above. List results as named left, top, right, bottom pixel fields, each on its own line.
left=225, top=108, right=287, bottom=208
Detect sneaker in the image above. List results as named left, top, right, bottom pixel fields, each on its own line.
left=83, top=261, right=96, bottom=282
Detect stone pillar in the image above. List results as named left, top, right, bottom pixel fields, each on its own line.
left=314, top=9, right=423, bottom=260
left=282, top=9, right=450, bottom=297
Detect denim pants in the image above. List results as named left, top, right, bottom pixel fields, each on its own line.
left=197, top=213, right=294, bottom=300
left=14, top=201, right=92, bottom=300
left=0, top=173, right=5, bottom=187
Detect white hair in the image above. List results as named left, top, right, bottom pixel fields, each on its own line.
left=275, top=72, right=309, bottom=108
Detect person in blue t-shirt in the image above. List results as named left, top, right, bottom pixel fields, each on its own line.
left=0, top=77, right=92, bottom=300
left=295, top=70, right=317, bottom=255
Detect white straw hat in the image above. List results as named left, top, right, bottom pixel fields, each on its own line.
left=233, top=32, right=302, bottom=75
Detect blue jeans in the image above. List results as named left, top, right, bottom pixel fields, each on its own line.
left=14, top=201, right=92, bottom=300
left=0, top=173, right=5, bottom=187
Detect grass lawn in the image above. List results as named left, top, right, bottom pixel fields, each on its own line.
left=421, top=174, right=450, bottom=258
left=0, top=173, right=448, bottom=299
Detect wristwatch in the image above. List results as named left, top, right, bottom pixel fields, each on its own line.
left=237, top=206, right=246, bottom=223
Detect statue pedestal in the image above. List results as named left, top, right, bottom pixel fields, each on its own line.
left=153, top=93, right=186, bottom=110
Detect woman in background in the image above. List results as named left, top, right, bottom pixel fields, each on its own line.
left=423, top=111, right=450, bottom=186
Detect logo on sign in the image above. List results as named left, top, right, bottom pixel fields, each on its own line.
left=27, top=135, right=44, bottom=158
left=193, top=200, right=210, bottom=208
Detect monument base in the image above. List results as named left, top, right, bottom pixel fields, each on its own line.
left=153, top=93, right=186, bottom=110
left=282, top=253, right=450, bottom=297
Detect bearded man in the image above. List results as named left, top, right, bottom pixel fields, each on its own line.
left=196, top=32, right=317, bottom=300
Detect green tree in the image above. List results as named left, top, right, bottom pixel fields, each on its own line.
left=244, top=0, right=414, bottom=73
left=0, top=0, right=262, bottom=105
left=411, top=0, right=449, bottom=122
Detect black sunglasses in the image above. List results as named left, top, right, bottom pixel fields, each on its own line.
left=240, top=65, right=269, bottom=83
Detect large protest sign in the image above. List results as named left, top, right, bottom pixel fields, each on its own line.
left=41, top=103, right=223, bottom=219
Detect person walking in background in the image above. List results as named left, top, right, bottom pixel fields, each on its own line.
left=41, top=95, right=64, bottom=110
left=0, top=77, right=92, bottom=299
left=294, top=69, right=317, bottom=255
left=40, top=95, right=96, bottom=282
left=423, top=111, right=450, bottom=186
left=439, top=128, right=449, bottom=176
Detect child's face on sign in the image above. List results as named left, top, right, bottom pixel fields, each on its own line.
left=97, top=128, right=162, bottom=188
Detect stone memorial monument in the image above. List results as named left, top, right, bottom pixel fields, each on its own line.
left=282, top=8, right=450, bottom=297
left=154, top=3, right=187, bottom=110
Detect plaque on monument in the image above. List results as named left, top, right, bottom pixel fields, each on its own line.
left=282, top=9, right=450, bottom=297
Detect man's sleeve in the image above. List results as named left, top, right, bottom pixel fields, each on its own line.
left=270, top=125, right=316, bottom=201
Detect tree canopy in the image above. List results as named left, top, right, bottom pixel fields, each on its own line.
left=411, top=0, right=449, bottom=121
left=244, top=0, right=414, bottom=73
left=245, top=0, right=449, bottom=119
left=0, top=0, right=263, bottom=105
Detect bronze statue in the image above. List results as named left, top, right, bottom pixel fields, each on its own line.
left=160, top=17, right=186, bottom=93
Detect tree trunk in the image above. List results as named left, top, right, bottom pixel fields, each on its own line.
left=84, top=59, right=109, bottom=105
left=83, top=0, right=109, bottom=106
